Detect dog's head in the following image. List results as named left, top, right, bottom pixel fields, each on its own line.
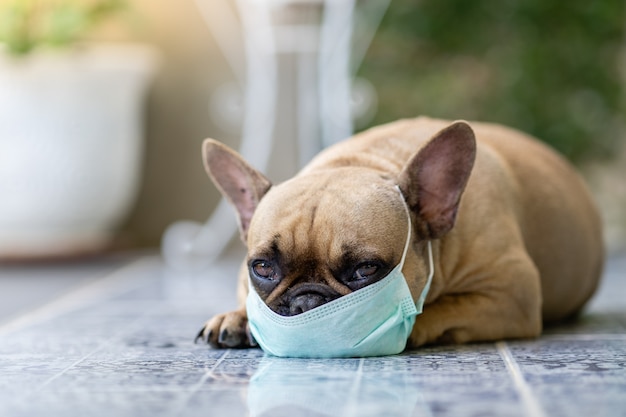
left=203, top=122, right=476, bottom=315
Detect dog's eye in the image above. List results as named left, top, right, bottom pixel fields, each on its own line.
left=353, top=263, right=379, bottom=281
left=252, top=260, right=276, bottom=280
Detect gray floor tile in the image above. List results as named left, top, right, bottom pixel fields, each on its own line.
left=0, top=252, right=624, bottom=417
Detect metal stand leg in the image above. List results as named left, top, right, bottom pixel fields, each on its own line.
left=162, top=0, right=277, bottom=271
left=162, top=0, right=389, bottom=271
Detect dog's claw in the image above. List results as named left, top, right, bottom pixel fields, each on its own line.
left=194, top=326, right=206, bottom=344
left=196, top=322, right=256, bottom=348
left=218, top=328, right=246, bottom=347
left=217, top=328, right=229, bottom=344
left=246, top=324, right=258, bottom=347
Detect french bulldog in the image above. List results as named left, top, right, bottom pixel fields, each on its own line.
left=195, top=117, right=604, bottom=349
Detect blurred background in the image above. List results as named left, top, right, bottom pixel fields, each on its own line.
left=1, top=0, right=625, bottom=261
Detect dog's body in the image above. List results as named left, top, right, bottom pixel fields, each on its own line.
left=197, top=117, right=604, bottom=349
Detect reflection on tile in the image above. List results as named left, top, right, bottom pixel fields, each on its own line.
left=247, top=358, right=425, bottom=417
left=0, top=253, right=624, bottom=417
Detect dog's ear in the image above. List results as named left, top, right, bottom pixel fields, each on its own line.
left=203, top=139, right=272, bottom=242
left=398, top=121, right=476, bottom=239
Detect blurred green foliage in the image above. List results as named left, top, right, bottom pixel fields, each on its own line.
left=359, top=0, right=625, bottom=162
left=0, top=0, right=127, bottom=55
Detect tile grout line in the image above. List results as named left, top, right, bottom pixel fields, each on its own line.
left=345, top=358, right=365, bottom=417
left=171, top=349, right=232, bottom=414
left=33, top=314, right=151, bottom=393
left=0, top=257, right=160, bottom=409
left=3, top=310, right=156, bottom=411
left=496, top=341, right=547, bottom=417
left=195, top=349, right=232, bottom=388
left=0, top=257, right=159, bottom=337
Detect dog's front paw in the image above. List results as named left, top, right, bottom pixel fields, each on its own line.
left=194, top=309, right=257, bottom=349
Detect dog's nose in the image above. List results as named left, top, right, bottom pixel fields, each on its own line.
left=289, top=293, right=327, bottom=315
left=283, top=283, right=341, bottom=316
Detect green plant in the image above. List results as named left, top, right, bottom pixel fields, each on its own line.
left=0, top=0, right=127, bottom=55
left=359, top=0, right=625, bottom=163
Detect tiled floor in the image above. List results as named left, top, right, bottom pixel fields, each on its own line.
left=0, top=250, right=624, bottom=417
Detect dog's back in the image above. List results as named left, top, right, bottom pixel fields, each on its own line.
left=305, top=116, right=604, bottom=322
left=470, top=121, right=604, bottom=321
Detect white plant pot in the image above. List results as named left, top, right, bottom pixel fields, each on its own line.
left=0, top=43, right=158, bottom=259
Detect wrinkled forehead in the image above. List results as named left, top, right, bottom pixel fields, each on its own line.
left=247, top=170, right=409, bottom=260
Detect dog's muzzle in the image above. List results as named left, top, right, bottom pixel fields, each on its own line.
left=282, top=283, right=341, bottom=316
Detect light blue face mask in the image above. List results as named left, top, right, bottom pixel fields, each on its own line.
left=246, top=187, right=434, bottom=358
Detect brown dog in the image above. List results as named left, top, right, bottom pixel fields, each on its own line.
left=195, top=117, right=604, bottom=349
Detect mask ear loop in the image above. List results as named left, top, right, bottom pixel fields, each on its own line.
left=395, top=186, right=412, bottom=268
left=395, top=186, right=434, bottom=312
left=417, top=241, right=434, bottom=312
